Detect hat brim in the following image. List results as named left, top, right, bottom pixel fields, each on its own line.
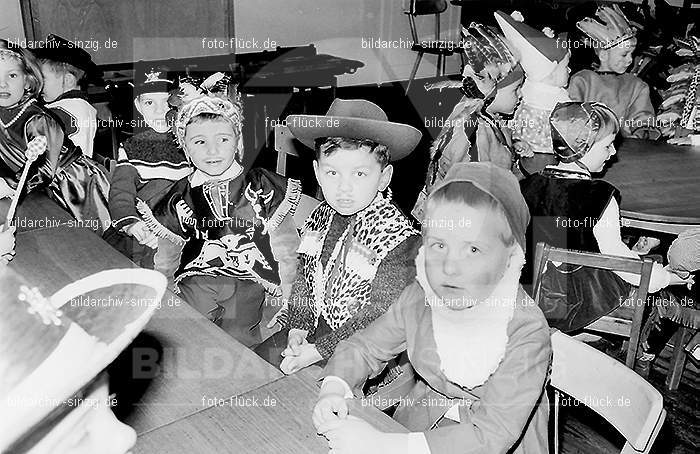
left=286, top=115, right=422, bottom=161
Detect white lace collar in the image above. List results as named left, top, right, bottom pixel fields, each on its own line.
left=415, top=245, right=525, bottom=389
left=188, top=161, right=243, bottom=188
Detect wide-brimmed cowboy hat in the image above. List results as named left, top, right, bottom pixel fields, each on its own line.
left=31, top=34, right=103, bottom=84
left=0, top=267, right=167, bottom=451
left=285, top=99, right=422, bottom=161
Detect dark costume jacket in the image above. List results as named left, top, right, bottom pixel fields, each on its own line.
left=0, top=99, right=110, bottom=232
left=520, top=169, right=632, bottom=332
left=145, top=167, right=301, bottom=293
left=103, top=129, right=190, bottom=266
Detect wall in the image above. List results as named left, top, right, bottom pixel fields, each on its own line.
left=0, top=0, right=24, bottom=41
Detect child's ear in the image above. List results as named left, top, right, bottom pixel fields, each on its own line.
left=379, top=164, right=393, bottom=191
left=312, top=160, right=321, bottom=184
left=133, top=97, right=143, bottom=117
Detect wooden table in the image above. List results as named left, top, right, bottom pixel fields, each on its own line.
left=603, top=139, right=700, bottom=230
left=134, top=370, right=408, bottom=454
left=11, top=225, right=283, bottom=435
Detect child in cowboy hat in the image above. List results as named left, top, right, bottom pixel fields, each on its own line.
left=143, top=74, right=301, bottom=347
left=313, top=162, right=551, bottom=454
left=33, top=34, right=103, bottom=158
left=412, top=21, right=524, bottom=220
left=102, top=69, right=189, bottom=272
left=570, top=4, right=661, bottom=139
left=495, top=10, right=572, bottom=177
left=0, top=266, right=167, bottom=454
left=254, top=99, right=422, bottom=376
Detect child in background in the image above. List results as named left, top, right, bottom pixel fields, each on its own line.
left=255, top=99, right=422, bottom=375
left=0, top=40, right=110, bottom=232
left=313, top=162, right=550, bottom=454
left=144, top=75, right=301, bottom=347
left=495, top=10, right=572, bottom=177
left=412, top=22, right=524, bottom=220
left=519, top=101, right=692, bottom=333
left=570, top=5, right=661, bottom=140
left=33, top=34, right=101, bottom=158
left=0, top=224, right=15, bottom=265
left=103, top=69, right=190, bottom=270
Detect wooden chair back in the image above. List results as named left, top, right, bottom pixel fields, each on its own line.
left=533, top=242, right=654, bottom=369
left=550, top=331, right=666, bottom=454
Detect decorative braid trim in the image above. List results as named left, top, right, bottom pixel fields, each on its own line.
left=268, top=178, right=302, bottom=233
left=136, top=198, right=187, bottom=246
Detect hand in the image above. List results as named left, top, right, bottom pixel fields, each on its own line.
left=266, top=301, right=288, bottom=329
left=283, top=328, right=309, bottom=357
left=25, top=135, right=47, bottom=162
left=667, top=136, right=693, bottom=146
left=0, top=224, right=17, bottom=264
left=318, top=416, right=391, bottom=454
left=514, top=141, right=534, bottom=158
left=666, top=267, right=695, bottom=289
left=0, top=178, right=15, bottom=199
left=312, top=393, right=348, bottom=431
left=280, top=342, right=322, bottom=374
left=125, top=221, right=158, bottom=249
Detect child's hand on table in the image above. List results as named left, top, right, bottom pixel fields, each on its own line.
left=313, top=380, right=349, bottom=430
left=0, top=224, right=17, bottom=264
left=284, top=328, right=309, bottom=356
left=280, top=342, right=322, bottom=374
left=0, top=178, right=15, bottom=199
left=665, top=266, right=695, bottom=289
left=319, top=416, right=396, bottom=454
left=125, top=221, right=158, bottom=249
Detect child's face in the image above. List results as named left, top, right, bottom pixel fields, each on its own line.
left=313, top=147, right=392, bottom=216
left=599, top=39, right=636, bottom=74
left=424, top=201, right=512, bottom=309
left=580, top=134, right=616, bottom=173
left=184, top=119, right=238, bottom=176
left=487, top=78, right=523, bottom=115
left=135, top=93, right=170, bottom=133
left=0, top=59, right=28, bottom=108
left=40, top=64, right=67, bottom=103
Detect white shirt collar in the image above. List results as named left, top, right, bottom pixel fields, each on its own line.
left=188, top=161, right=243, bottom=188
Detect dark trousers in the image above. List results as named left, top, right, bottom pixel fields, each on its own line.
left=254, top=316, right=333, bottom=368
left=178, top=275, right=265, bottom=348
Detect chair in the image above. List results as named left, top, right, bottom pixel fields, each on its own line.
left=274, top=124, right=298, bottom=178
left=620, top=216, right=699, bottom=390
left=533, top=242, right=654, bottom=370
left=550, top=331, right=666, bottom=454
left=404, top=0, right=463, bottom=92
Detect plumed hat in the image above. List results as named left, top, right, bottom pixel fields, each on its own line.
left=0, top=267, right=166, bottom=451
left=549, top=101, right=619, bottom=163
left=494, top=11, right=569, bottom=81
left=172, top=72, right=244, bottom=159
left=577, top=5, right=637, bottom=51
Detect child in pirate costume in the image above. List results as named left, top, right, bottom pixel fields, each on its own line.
left=519, top=102, right=692, bottom=333
left=33, top=34, right=102, bottom=158
left=411, top=22, right=524, bottom=220
left=0, top=266, right=167, bottom=454
left=570, top=4, right=661, bottom=140
left=102, top=69, right=189, bottom=270
left=313, top=163, right=551, bottom=454
left=255, top=99, right=422, bottom=375
left=0, top=40, right=110, bottom=232
left=143, top=75, right=301, bottom=347
left=495, top=10, right=572, bottom=177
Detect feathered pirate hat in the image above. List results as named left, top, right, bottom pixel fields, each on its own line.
left=577, top=4, right=637, bottom=51
left=171, top=72, right=245, bottom=160
left=0, top=267, right=166, bottom=451
left=494, top=10, right=569, bottom=81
